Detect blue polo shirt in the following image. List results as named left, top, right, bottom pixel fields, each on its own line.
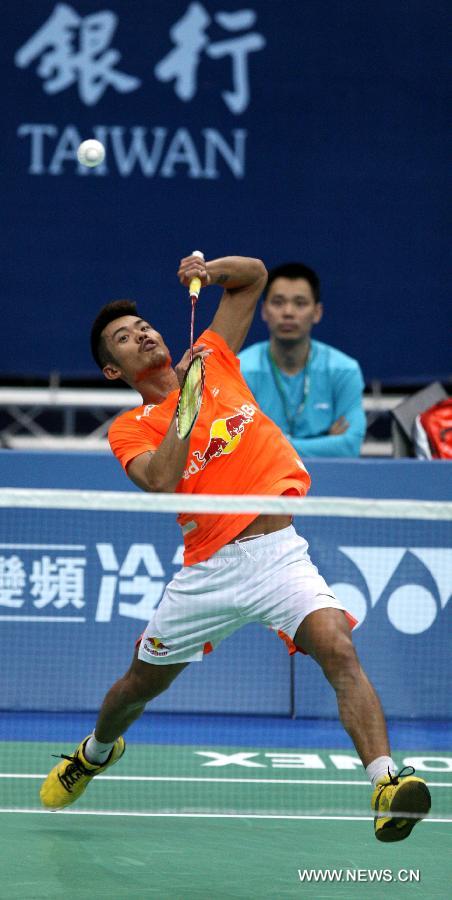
left=238, top=339, right=366, bottom=457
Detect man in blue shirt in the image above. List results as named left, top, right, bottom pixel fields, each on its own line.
left=238, top=262, right=366, bottom=457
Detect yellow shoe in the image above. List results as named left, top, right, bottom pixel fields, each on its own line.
left=372, top=766, right=431, bottom=842
left=40, top=735, right=125, bottom=810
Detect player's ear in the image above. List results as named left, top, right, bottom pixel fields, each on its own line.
left=313, top=302, right=323, bottom=325
left=261, top=300, right=269, bottom=324
left=103, top=363, right=123, bottom=382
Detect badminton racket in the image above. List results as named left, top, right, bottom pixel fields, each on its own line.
left=176, top=251, right=206, bottom=439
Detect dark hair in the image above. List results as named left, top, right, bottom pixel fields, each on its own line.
left=263, top=263, right=320, bottom=303
left=90, top=299, right=141, bottom=369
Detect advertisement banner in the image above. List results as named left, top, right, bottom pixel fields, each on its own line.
left=1, top=506, right=449, bottom=717
left=2, top=1, right=449, bottom=381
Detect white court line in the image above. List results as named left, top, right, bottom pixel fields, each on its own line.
left=1, top=774, right=450, bottom=787
left=0, top=809, right=450, bottom=822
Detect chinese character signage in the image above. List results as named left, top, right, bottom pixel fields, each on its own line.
left=0, top=533, right=181, bottom=624
left=15, top=4, right=142, bottom=106
left=15, top=2, right=266, bottom=179
left=3, top=1, right=450, bottom=382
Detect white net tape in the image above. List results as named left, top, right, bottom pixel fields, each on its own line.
left=0, top=488, right=450, bottom=519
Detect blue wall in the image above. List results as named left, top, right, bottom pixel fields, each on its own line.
left=0, top=452, right=450, bottom=718
left=2, top=1, right=449, bottom=382
left=1, top=451, right=451, bottom=499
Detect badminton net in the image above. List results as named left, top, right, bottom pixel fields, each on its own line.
left=0, top=488, right=450, bottom=822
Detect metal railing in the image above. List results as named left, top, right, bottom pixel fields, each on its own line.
left=0, top=386, right=402, bottom=455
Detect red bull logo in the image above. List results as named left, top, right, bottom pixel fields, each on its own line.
left=191, top=404, right=255, bottom=471
left=144, top=636, right=171, bottom=656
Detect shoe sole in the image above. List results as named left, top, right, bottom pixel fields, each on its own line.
left=375, top=781, right=431, bottom=843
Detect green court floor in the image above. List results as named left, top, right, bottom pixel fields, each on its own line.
left=1, top=742, right=450, bottom=899
left=1, top=814, right=450, bottom=900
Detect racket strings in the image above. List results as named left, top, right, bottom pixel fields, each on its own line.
left=176, top=355, right=205, bottom=439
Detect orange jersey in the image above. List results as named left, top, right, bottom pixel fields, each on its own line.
left=109, top=330, right=311, bottom=564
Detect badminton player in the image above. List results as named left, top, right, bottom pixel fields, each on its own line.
left=40, top=253, right=430, bottom=841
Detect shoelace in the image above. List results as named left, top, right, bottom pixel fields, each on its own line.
left=387, top=765, right=415, bottom=786
left=54, top=752, right=97, bottom=793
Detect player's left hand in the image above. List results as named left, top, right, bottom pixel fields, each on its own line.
left=178, top=255, right=211, bottom=289
left=174, top=344, right=212, bottom=387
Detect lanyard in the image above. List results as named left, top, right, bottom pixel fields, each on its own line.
left=267, top=345, right=311, bottom=436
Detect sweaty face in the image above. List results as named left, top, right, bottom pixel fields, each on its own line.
left=262, top=277, right=322, bottom=343
left=102, top=315, right=171, bottom=383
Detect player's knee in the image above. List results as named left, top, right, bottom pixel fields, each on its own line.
left=319, top=632, right=360, bottom=688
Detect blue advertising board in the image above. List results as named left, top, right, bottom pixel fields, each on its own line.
left=0, top=454, right=450, bottom=718
left=1, top=505, right=291, bottom=715
left=2, top=1, right=449, bottom=382
left=294, top=514, right=451, bottom=719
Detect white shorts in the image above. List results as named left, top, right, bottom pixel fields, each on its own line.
left=138, top=525, right=354, bottom=665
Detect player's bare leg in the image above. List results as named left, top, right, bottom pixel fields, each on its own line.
left=40, top=654, right=187, bottom=810
left=94, top=654, right=188, bottom=742
left=294, top=608, right=431, bottom=840
left=294, top=608, right=388, bottom=765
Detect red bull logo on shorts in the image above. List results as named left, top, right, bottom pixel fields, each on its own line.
left=143, top=636, right=171, bottom=656
left=183, top=403, right=256, bottom=477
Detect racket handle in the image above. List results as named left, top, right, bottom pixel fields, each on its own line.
left=189, top=250, right=205, bottom=301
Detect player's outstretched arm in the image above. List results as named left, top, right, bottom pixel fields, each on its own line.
left=178, top=255, right=268, bottom=354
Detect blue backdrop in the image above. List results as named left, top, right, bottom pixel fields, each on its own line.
left=2, top=1, right=449, bottom=381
